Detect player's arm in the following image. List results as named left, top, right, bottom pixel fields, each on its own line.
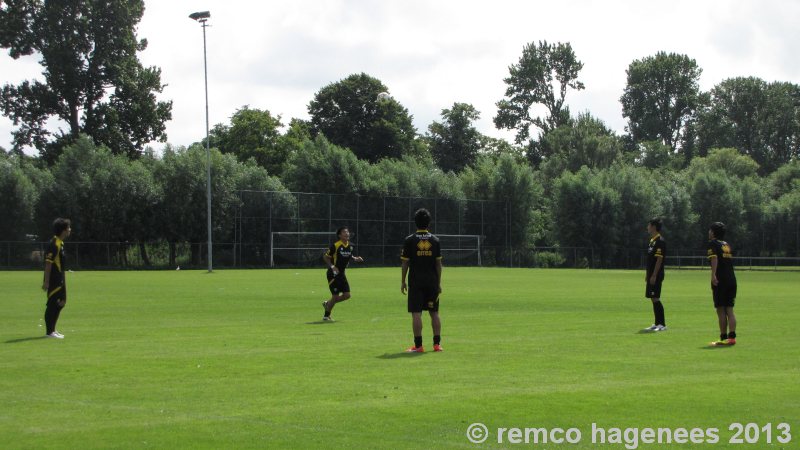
left=709, top=255, right=719, bottom=286
left=42, top=260, right=51, bottom=291
left=400, top=259, right=409, bottom=294
left=650, top=250, right=663, bottom=284
left=323, top=252, right=338, bottom=275
left=436, top=259, right=443, bottom=293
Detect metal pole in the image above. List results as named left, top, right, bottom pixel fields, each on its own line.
left=202, top=20, right=213, bottom=273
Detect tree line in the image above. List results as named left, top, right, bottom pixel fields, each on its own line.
left=1, top=2, right=799, bottom=265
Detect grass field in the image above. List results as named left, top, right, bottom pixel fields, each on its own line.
left=1, top=268, right=798, bottom=449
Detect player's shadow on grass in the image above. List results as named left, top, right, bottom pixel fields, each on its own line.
left=5, top=336, right=47, bottom=344
left=305, top=320, right=337, bottom=325
left=700, top=344, right=734, bottom=350
left=376, top=352, right=425, bottom=359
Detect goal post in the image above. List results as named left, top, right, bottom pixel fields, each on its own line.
left=269, top=232, right=331, bottom=267
left=269, top=231, right=482, bottom=267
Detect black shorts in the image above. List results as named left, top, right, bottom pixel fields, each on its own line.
left=327, top=270, right=350, bottom=295
left=645, top=278, right=663, bottom=298
left=408, top=285, right=439, bottom=313
left=712, top=283, right=736, bottom=308
left=46, top=284, right=67, bottom=306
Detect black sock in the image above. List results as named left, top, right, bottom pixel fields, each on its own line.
left=728, top=331, right=736, bottom=339
left=652, top=301, right=665, bottom=326
left=414, top=336, right=423, bottom=348
left=433, top=335, right=441, bottom=345
left=324, top=310, right=331, bottom=317
left=720, top=332, right=728, bottom=341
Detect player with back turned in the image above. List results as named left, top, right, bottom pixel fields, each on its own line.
left=707, top=222, right=738, bottom=346
left=400, top=208, right=443, bottom=353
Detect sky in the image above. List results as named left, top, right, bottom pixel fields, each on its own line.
left=1, top=0, right=799, bottom=154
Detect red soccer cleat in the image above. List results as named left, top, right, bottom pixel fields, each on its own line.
left=433, top=344, right=443, bottom=352
left=405, top=346, right=424, bottom=353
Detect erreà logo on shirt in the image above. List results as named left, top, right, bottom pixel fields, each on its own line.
left=416, top=240, right=432, bottom=256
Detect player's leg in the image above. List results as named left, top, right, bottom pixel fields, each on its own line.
left=44, top=289, right=65, bottom=338
left=715, top=307, right=728, bottom=342
left=725, top=306, right=736, bottom=344
left=406, top=288, right=425, bottom=352
left=429, top=310, right=442, bottom=351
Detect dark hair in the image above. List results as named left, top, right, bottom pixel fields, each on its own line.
left=53, top=218, right=71, bottom=236
left=649, top=217, right=663, bottom=232
left=414, top=208, right=431, bottom=229
left=709, top=222, right=726, bottom=239
left=336, top=226, right=349, bottom=238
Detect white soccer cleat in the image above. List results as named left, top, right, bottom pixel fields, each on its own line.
left=654, top=325, right=667, bottom=332
left=46, top=332, right=64, bottom=339
left=322, top=316, right=334, bottom=322
left=643, top=324, right=659, bottom=332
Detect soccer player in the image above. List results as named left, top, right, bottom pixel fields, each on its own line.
left=643, top=217, right=667, bottom=332
left=42, top=218, right=71, bottom=339
left=708, top=222, right=738, bottom=345
left=321, top=226, right=363, bottom=321
left=400, top=208, right=443, bottom=353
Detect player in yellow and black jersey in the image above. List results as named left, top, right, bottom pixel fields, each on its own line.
left=321, top=226, right=363, bottom=321
left=400, top=208, right=443, bottom=352
left=42, top=218, right=71, bottom=339
left=643, top=218, right=667, bottom=332
left=707, top=222, right=738, bottom=345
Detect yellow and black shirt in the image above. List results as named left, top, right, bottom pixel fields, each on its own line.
left=325, top=240, right=354, bottom=275
left=707, top=239, right=736, bottom=285
left=44, top=236, right=66, bottom=289
left=401, top=230, right=442, bottom=287
left=646, top=233, right=666, bottom=279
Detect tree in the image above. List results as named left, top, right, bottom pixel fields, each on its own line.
left=0, top=152, right=43, bottom=240
left=620, top=52, right=701, bottom=151
left=209, top=106, right=288, bottom=175
left=538, top=112, right=623, bottom=179
left=426, top=102, right=482, bottom=172
left=494, top=40, right=585, bottom=161
left=308, top=73, right=417, bottom=162
left=0, top=0, right=172, bottom=162
left=695, top=77, right=800, bottom=173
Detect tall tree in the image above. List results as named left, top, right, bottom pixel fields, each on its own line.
left=209, top=106, right=288, bottom=175
left=308, top=73, right=417, bottom=162
left=696, top=77, right=800, bottom=173
left=494, top=40, right=585, bottom=161
left=620, top=52, right=701, bottom=151
left=0, top=0, right=172, bottom=162
left=427, top=102, right=482, bottom=172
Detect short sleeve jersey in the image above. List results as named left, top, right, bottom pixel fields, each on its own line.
left=325, top=241, right=354, bottom=274
left=707, top=239, right=736, bottom=285
left=400, top=230, right=442, bottom=287
left=646, top=234, right=666, bottom=278
left=45, top=236, right=66, bottom=288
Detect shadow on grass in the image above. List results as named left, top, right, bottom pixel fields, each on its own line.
left=376, top=352, right=425, bottom=359
left=5, top=336, right=47, bottom=344
left=700, top=344, right=735, bottom=350
left=305, top=320, right=337, bottom=325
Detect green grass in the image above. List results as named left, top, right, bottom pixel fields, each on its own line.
left=1, top=268, right=798, bottom=449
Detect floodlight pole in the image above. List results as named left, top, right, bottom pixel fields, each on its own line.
left=190, top=11, right=213, bottom=272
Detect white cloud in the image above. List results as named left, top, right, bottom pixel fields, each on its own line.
left=1, top=0, right=798, bottom=154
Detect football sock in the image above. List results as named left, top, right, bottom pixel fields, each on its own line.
left=324, top=310, right=331, bottom=318
left=414, top=336, right=423, bottom=348
left=652, top=301, right=665, bottom=326
left=720, top=333, right=728, bottom=341
left=728, top=331, right=736, bottom=339
left=433, top=335, right=441, bottom=345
